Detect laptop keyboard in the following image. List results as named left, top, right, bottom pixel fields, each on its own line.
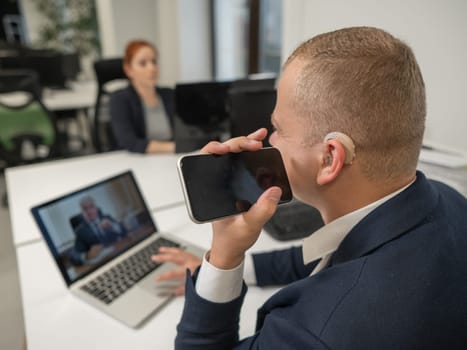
left=80, top=237, right=181, bottom=304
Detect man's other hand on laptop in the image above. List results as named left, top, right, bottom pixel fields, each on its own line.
left=151, top=247, right=201, bottom=296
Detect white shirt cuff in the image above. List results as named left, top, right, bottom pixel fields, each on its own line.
left=195, top=251, right=245, bottom=303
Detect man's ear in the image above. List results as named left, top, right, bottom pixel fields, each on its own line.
left=316, top=139, right=347, bottom=185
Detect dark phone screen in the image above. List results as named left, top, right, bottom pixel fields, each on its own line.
left=179, top=148, right=293, bottom=222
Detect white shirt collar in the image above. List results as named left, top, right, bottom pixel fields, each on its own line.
left=302, top=179, right=415, bottom=265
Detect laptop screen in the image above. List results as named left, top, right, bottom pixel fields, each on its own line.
left=31, top=171, right=157, bottom=286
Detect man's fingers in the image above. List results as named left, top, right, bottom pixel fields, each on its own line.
left=222, top=137, right=263, bottom=153
left=243, top=186, right=282, bottom=228
left=158, top=246, right=185, bottom=254
left=156, top=268, right=186, bottom=281
left=200, top=141, right=229, bottom=154
left=152, top=252, right=185, bottom=265
left=227, top=128, right=268, bottom=152
left=200, top=128, right=267, bottom=155
left=173, top=285, right=186, bottom=296
left=203, top=137, right=262, bottom=153
left=247, top=128, right=268, bottom=141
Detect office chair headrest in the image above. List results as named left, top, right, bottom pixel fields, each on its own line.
left=93, top=58, right=127, bottom=87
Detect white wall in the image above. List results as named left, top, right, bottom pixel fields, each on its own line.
left=282, top=0, right=467, bottom=153
left=18, top=0, right=44, bottom=44
left=97, top=0, right=212, bottom=86
left=96, top=0, right=159, bottom=58
left=95, top=0, right=118, bottom=57
left=113, top=0, right=158, bottom=56
left=213, top=0, right=249, bottom=80
left=178, top=0, right=213, bottom=82
left=22, top=0, right=212, bottom=86
left=154, top=0, right=181, bottom=86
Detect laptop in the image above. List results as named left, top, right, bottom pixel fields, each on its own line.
left=31, top=170, right=205, bottom=328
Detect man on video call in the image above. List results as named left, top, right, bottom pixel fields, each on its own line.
left=152, top=26, right=467, bottom=349
left=70, top=196, right=128, bottom=265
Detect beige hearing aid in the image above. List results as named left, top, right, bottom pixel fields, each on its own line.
left=323, top=132, right=356, bottom=164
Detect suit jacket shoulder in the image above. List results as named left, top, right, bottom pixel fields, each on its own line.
left=176, top=172, right=467, bottom=349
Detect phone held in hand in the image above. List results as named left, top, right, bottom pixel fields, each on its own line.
left=177, top=147, right=293, bottom=223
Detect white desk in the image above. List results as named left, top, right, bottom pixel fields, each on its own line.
left=8, top=151, right=301, bottom=349
left=6, top=151, right=185, bottom=246
left=43, top=80, right=97, bottom=149
left=42, top=81, right=96, bottom=111
left=9, top=151, right=466, bottom=349
left=15, top=204, right=300, bottom=349
left=0, top=81, right=96, bottom=112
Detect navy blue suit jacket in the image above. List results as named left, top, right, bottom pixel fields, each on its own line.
left=176, top=172, right=467, bottom=349
left=109, top=84, right=175, bottom=153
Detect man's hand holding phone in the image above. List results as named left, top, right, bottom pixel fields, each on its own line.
left=178, top=129, right=291, bottom=223
left=209, top=186, right=282, bottom=269
left=152, top=129, right=284, bottom=294
left=200, top=128, right=283, bottom=269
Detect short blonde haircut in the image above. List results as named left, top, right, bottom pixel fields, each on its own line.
left=286, top=27, right=426, bottom=181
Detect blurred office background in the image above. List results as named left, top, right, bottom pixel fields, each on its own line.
left=2, top=0, right=467, bottom=158
left=0, top=1, right=283, bottom=348
left=1, top=0, right=466, bottom=349
left=0, top=0, right=283, bottom=85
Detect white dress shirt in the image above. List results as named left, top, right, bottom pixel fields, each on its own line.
left=196, top=179, right=415, bottom=303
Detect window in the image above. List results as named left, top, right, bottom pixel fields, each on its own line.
left=258, top=0, right=282, bottom=73
left=212, top=0, right=282, bottom=80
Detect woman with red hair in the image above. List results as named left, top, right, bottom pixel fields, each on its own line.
left=110, top=40, right=175, bottom=153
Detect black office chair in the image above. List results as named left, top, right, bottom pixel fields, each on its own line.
left=174, top=81, right=232, bottom=153
left=0, top=69, right=62, bottom=208
left=69, top=213, right=84, bottom=232
left=227, top=86, right=276, bottom=147
left=0, top=69, right=60, bottom=167
left=1, top=48, right=88, bottom=154
left=93, top=58, right=127, bottom=152
left=51, top=52, right=87, bottom=152
left=231, top=75, right=276, bottom=91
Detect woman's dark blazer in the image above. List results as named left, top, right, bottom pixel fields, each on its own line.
left=109, top=84, right=175, bottom=153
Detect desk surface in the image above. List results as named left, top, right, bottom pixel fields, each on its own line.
left=16, top=205, right=300, bottom=350
left=6, top=151, right=185, bottom=246
left=42, top=80, right=96, bottom=111
left=8, top=152, right=467, bottom=349
left=0, top=80, right=96, bottom=111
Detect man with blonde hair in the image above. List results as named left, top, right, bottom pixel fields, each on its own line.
left=173, top=27, right=467, bottom=349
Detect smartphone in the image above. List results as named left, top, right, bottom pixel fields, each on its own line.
left=177, top=147, right=293, bottom=223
